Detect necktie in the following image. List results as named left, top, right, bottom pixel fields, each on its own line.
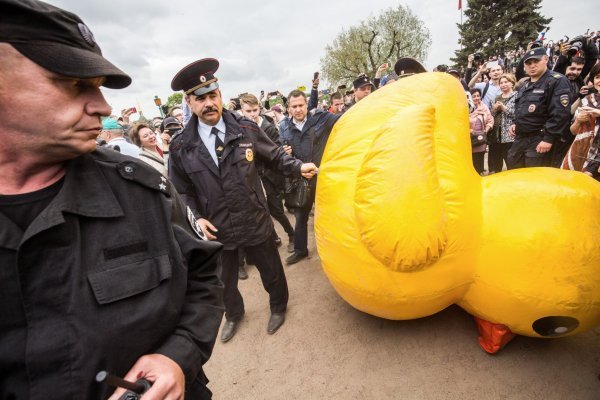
left=211, top=127, right=224, bottom=164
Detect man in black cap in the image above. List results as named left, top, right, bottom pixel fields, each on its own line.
left=168, top=58, right=319, bottom=342
left=353, top=73, right=375, bottom=103
left=507, top=47, right=571, bottom=169
left=0, top=1, right=224, bottom=399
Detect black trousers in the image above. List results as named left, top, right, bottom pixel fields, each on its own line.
left=550, top=136, right=575, bottom=168
left=220, top=239, right=288, bottom=322
left=507, top=135, right=550, bottom=169
left=488, top=142, right=513, bottom=172
left=472, top=151, right=485, bottom=174
left=487, top=142, right=504, bottom=173
left=262, top=178, right=294, bottom=237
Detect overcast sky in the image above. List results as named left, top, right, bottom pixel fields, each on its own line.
left=50, top=0, right=598, bottom=119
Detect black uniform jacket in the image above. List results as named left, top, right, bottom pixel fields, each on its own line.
left=168, top=110, right=303, bottom=250
left=259, top=118, right=285, bottom=188
left=0, top=148, right=224, bottom=399
left=514, top=69, right=571, bottom=143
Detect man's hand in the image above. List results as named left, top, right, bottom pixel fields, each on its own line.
left=375, top=63, right=389, bottom=79
left=300, top=163, right=319, bottom=179
left=197, top=218, right=218, bottom=240
left=160, top=132, right=171, bottom=145
left=467, top=53, right=474, bottom=67
left=536, top=140, right=553, bottom=153
left=312, top=78, right=320, bottom=88
left=108, top=354, right=184, bottom=400
left=508, top=124, right=516, bottom=138
left=282, top=145, right=292, bottom=155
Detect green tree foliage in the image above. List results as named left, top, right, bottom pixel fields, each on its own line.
left=167, top=92, right=183, bottom=108
left=321, top=5, right=431, bottom=85
left=452, top=0, right=552, bottom=66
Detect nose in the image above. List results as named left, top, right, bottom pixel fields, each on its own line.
left=532, top=316, right=579, bottom=337
left=85, top=87, right=112, bottom=117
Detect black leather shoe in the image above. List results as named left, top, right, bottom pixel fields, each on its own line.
left=220, top=320, right=241, bottom=342
left=274, top=236, right=282, bottom=247
left=238, top=265, right=248, bottom=280
left=287, top=236, right=295, bottom=253
left=267, top=313, right=285, bottom=334
left=286, top=252, right=307, bottom=265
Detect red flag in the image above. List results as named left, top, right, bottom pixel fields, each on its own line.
left=458, top=0, right=462, bottom=10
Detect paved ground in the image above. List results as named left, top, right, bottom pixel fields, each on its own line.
left=204, top=215, right=600, bottom=400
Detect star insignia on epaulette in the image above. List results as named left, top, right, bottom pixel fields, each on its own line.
left=159, top=183, right=167, bottom=191
left=160, top=176, right=167, bottom=182
left=552, top=73, right=561, bottom=79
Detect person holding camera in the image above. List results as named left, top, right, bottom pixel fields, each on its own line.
left=507, top=47, right=571, bottom=169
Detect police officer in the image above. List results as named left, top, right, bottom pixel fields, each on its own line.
left=0, top=1, right=224, bottom=399
left=507, top=47, right=572, bottom=169
left=168, top=59, right=318, bottom=342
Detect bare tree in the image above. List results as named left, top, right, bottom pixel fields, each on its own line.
left=321, top=5, right=431, bottom=86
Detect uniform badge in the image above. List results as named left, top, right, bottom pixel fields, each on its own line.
left=560, top=94, right=569, bottom=107
left=528, top=104, right=536, bottom=112
left=245, top=148, right=254, bottom=162
left=187, top=206, right=207, bottom=240
left=200, top=75, right=206, bottom=83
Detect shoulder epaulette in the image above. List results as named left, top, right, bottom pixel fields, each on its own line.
left=116, top=160, right=171, bottom=196
left=552, top=73, right=562, bottom=79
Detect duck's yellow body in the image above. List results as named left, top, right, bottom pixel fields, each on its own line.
left=315, top=73, right=600, bottom=338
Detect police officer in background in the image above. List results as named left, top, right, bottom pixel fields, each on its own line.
left=0, top=1, right=224, bottom=399
left=168, top=59, right=318, bottom=342
left=507, top=47, right=572, bottom=169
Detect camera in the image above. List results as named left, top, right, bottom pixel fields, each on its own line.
left=229, top=97, right=241, bottom=111
left=473, top=52, right=484, bottom=66
left=568, top=35, right=585, bottom=56
left=529, top=40, right=543, bottom=49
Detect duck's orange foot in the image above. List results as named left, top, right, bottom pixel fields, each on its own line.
left=474, top=317, right=516, bottom=354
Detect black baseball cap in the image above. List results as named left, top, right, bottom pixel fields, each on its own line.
left=0, top=0, right=131, bottom=89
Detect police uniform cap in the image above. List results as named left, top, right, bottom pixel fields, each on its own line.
left=353, top=74, right=374, bottom=90
left=0, top=0, right=131, bottom=89
left=171, top=58, right=220, bottom=96
left=394, top=57, right=427, bottom=76
left=522, top=47, right=547, bottom=63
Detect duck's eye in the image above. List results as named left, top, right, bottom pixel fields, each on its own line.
left=532, top=316, right=579, bottom=337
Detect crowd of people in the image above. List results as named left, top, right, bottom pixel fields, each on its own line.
left=2, top=0, right=599, bottom=398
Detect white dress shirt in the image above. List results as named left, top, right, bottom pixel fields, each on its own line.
left=197, top=117, right=226, bottom=166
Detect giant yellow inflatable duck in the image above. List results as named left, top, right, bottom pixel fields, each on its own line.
left=315, top=73, right=600, bottom=352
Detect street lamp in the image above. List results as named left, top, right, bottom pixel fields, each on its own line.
left=154, top=95, right=164, bottom=118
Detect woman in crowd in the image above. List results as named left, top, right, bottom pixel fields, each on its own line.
left=562, top=63, right=600, bottom=173
left=469, top=88, right=494, bottom=175
left=130, top=122, right=168, bottom=177
left=490, top=73, right=517, bottom=172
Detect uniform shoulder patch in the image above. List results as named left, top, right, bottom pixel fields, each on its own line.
left=187, top=206, right=207, bottom=240
left=559, top=94, right=569, bottom=107
left=116, top=160, right=171, bottom=196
